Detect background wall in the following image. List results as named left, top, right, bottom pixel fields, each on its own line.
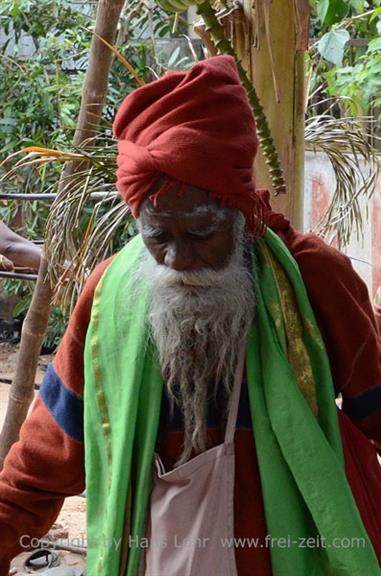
left=304, top=150, right=381, bottom=300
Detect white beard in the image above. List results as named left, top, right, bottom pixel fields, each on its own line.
left=136, top=214, right=255, bottom=464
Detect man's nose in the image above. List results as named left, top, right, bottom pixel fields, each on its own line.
left=164, top=242, right=195, bottom=271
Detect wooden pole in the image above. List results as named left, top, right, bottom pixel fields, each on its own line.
left=0, top=0, right=126, bottom=469
left=237, top=0, right=309, bottom=228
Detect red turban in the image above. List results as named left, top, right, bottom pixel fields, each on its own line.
left=113, top=55, right=266, bottom=231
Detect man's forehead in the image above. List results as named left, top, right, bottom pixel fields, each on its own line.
left=141, top=201, right=229, bottom=222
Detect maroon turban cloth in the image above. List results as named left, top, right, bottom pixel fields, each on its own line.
left=113, top=55, right=267, bottom=232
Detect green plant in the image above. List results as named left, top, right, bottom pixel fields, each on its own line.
left=0, top=2, right=93, bottom=157
left=309, top=1, right=381, bottom=125
left=0, top=0, right=163, bottom=349
left=325, top=37, right=381, bottom=118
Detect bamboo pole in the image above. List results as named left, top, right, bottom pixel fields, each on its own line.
left=0, top=192, right=117, bottom=201
left=0, top=271, right=37, bottom=280
left=0, top=0, right=126, bottom=469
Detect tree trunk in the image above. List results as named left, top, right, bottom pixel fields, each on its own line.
left=236, top=0, right=310, bottom=228
left=0, top=0, right=126, bottom=469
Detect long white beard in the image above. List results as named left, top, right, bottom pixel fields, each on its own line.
left=137, top=216, right=255, bottom=464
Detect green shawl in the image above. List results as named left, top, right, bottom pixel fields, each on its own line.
left=84, top=230, right=379, bottom=576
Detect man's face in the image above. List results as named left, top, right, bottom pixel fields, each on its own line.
left=138, top=185, right=236, bottom=272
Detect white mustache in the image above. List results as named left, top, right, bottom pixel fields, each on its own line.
left=150, top=265, right=228, bottom=288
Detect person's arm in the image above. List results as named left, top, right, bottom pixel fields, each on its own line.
left=0, top=254, right=14, bottom=271
left=0, top=257, right=113, bottom=575
left=0, top=221, right=41, bottom=271
left=285, top=228, right=381, bottom=447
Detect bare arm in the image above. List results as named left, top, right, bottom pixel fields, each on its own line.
left=0, top=221, right=41, bottom=271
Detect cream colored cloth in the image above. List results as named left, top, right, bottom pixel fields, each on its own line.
left=140, top=348, right=246, bottom=576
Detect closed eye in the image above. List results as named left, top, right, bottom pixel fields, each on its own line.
left=187, top=231, right=213, bottom=241
left=149, top=232, right=170, bottom=243
left=141, top=225, right=169, bottom=242
left=187, top=226, right=218, bottom=240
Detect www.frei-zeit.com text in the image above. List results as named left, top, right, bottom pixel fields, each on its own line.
left=19, top=534, right=367, bottom=551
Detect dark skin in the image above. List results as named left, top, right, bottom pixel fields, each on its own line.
left=0, top=221, right=41, bottom=272
left=138, top=185, right=236, bottom=272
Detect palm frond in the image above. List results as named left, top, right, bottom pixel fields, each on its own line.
left=42, top=137, right=131, bottom=309
left=305, top=106, right=379, bottom=248
left=2, top=133, right=133, bottom=310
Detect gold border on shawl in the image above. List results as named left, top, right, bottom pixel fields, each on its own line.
left=262, top=243, right=319, bottom=417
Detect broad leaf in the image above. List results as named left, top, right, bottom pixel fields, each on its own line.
left=317, top=0, right=330, bottom=22
left=317, top=0, right=349, bottom=26
left=367, top=37, right=381, bottom=52
left=318, top=29, right=350, bottom=65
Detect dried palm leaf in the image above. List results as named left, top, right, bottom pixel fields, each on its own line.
left=41, top=137, right=130, bottom=309
left=305, top=106, right=379, bottom=248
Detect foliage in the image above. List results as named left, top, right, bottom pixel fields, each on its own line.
left=0, top=0, right=196, bottom=348
left=0, top=1, right=91, bottom=161
left=309, top=1, right=381, bottom=123
left=0, top=2, right=90, bottom=349
left=324, top=36, right=381, bottom=119
left=307, top=2, right=381, bottom=247
left=0, top=0, right=165, bottom=349
left=122, top=0, right=187, bottom=40
left=317, top=28, right=350, bottom=65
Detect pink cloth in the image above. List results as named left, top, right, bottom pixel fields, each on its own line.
left=141, top=348, right=246, bottom=576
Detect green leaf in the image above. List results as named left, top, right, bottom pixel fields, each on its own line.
left=367, top=37, right=381, bottom=52
left=167, top=46, right=181, bottom=68
left=317, top=0, right=330, bottom=22
left=317, top=0, right=349, bottom=25
left=318, top=29, right=350, bottom=65
left=317, top=0, right=349, bottom=26
left=10, top=2, right=21, bottom=17
left=369, top=7, right=381, bottom=22
left=349, top=0, right=365, bottom=11
left=158, top=25, right=170, bottom=38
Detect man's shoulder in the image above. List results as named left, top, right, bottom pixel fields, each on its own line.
left=286, top=229, right=350, bottom=268
left=82, top=254, right=117, bottom=301
left=52, top=254, right=118, bottom=395
left=284, top=229, right=362, bottom=293
left=55, top=255, right=117, bottom=353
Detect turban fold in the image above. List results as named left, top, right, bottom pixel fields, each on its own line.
left=113, top=55, right=266, bottom=231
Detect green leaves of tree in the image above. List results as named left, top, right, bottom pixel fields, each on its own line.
left=317, top=0, right=349, bottom=26
left=318, top=28, right=350, bottom=64
left=315, top=0, right=369, bottom=26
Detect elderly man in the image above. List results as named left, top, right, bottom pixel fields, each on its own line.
left=0, top=56, right=380, bottom=576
